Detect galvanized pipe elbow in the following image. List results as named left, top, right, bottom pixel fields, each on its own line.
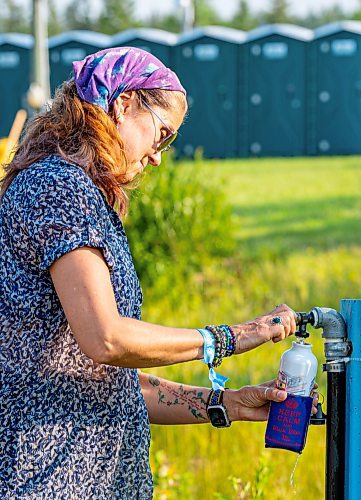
left=310, top=307, right=347, bottom=339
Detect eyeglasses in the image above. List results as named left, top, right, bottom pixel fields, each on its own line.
left=141, top=99, right=177, bottom=153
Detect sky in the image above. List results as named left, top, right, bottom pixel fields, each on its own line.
left=134, top=0, right=360, bottom=20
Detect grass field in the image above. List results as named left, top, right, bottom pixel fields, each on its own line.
left=141, top=156, right=361, bottom=499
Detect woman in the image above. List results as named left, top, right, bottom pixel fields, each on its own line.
left=0, top=47, right=312, bottom=498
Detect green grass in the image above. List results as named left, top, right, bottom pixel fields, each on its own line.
left=141, top=156, right=361, bottom=499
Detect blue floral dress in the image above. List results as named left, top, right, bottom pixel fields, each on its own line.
left=0, top=155, right=153, bottom=498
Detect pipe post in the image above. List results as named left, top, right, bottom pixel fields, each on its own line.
left=341, top=299, right=361, bottom=500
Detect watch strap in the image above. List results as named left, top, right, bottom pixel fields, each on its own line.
left=206, top=389, right=231, bottom=428
left=207, top=388, right=225, bottom=407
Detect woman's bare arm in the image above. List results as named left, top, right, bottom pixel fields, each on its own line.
left=50, top=247, right=203, bottom=367
left=139, top=372, right=316, bottom=425
left=50, top=247, right=296, bottom=368
left=139, top=371, right=210, bottom=424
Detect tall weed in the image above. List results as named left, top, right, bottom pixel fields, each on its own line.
left=125, top=154, right=237, bottom=306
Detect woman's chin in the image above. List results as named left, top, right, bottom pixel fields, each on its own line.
left=125, top=166, right=146, bottom=183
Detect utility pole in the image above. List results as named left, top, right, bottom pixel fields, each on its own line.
left=27, top=0, right=51, bottom=111
left=178, top=0, right=195, bottom=32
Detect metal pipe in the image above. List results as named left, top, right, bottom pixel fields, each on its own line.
left=341, top=299, right=361, bottom=500
left=309, top=307, right=349, bottom=500
left=326, top=370, right=346, bottom=500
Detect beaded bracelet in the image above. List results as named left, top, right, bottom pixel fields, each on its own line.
left=219, top=324, right=236, bottom=357
left=208, top=326, right=224, bottom=367
left=205, top=326, right=224, bottom=367
left=205, top=324, right=236, bottom=367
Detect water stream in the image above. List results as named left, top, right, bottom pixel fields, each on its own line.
left=289, top=453, right=302, bottom=496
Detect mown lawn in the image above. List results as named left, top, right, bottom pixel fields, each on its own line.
left=142, top=156, right=361, bottom=499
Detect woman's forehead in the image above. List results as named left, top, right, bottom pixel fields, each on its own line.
left=156, top=96, right=187, bottom=130
left=158, top=106, right=185, bottom=131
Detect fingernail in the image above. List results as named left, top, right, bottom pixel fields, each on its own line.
left=277, top=391, right=285, bottom=398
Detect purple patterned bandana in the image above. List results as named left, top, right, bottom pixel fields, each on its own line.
left=72, top=46, right=186, bottom=112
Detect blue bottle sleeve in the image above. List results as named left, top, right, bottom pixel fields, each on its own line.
left=265, top=394, right=313, bottom=453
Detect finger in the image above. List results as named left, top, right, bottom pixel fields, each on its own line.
left=312, top=392, right=319, bottom=406
left=282, top=315, right=292, bottom=336
left=271, top=305, right=297, bottom=335
left=271, top=326, right=286, bottom=343
left=262, top=379, right=278, bottom=388
left=269, top=317, right=286, bottom=340
left=310, top=385, right=319, bottom=396
left=273, top=303, right=288, bottom=312
left=261, top=386, right=287, bottom=403
left=311, top=392, right=319, bottom=414
left=270, top=314, right=293, bottom=339
left=289, top=311, right=297, bottom=334
left=312, top=404, right=318, bottom=415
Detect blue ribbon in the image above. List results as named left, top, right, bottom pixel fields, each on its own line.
left=197, top=328, right=229, bottom=391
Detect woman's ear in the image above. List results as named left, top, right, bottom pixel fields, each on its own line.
left=113, top=98, right=125, bottom=124
left=113, top=91, right=137, bottom=123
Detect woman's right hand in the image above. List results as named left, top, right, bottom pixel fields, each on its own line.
left=224, top=379, right=319, bottom=422
left=231, top=304, right=297, bottom=354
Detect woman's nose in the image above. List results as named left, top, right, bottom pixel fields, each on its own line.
left=148, top=151, right=162, bottom=167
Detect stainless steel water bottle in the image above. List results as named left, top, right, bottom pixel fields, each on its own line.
left=276, top=339, right=318, bottom=396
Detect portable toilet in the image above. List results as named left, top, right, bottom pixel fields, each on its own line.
left=244, top=24, right=313, bottom=157
left=49, top=31, right=111, bottom=94
left=0, top=33, right=33, bottom=137
left=309, top=21, right=361, bottom=155
left=111, top=29, right=177, bottom=68
left=174, top=26, right=246, bottom=158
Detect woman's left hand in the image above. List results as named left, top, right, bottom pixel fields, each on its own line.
left=223, top=380, right=319, bottom=422
left=232, top=304, right=297, bottom=354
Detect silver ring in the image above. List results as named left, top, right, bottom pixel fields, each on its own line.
left=264, top=387, right=269, bottom=398
left=271, top=316, right=283, bottom=325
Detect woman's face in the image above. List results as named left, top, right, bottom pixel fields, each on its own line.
left=113, top=92, right=186, bottom=182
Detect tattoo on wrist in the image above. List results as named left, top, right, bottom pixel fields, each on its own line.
left=148, top=375, right=207, bottom=421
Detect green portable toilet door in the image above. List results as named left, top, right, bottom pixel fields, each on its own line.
left=0, top=44, right=30, bottom=137
left=50, top=42, right=97, bottom=93
left=247, top=35, right=307, bottom=156
left=175, top=39, right=238, bottom=158
left=315, top=34, right=361, bottom=154
left=129, top=40, right=171, bottom=66
left=113, top=39, right=172, bottom=67
left=49, top=32, right=111, bottom=94
left=111, top=29, right=177, bottom=68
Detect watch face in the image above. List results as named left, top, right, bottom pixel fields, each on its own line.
left=208, top=406, right=229, bottom=427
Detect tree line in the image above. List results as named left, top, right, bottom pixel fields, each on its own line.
left=2, top=0, right=361, bottom=36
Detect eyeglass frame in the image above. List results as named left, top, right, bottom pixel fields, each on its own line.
left=140, top=98, right=177, bottom=152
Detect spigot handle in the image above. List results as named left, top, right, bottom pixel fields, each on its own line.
left=295, top=312, right=311, bottom=339
left=296, top=311, right=313, bottom=326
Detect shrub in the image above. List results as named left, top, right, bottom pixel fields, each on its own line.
left=125, top=154, right=237, bottom=305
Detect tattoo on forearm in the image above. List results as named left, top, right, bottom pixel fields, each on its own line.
left=148, top=375, right=207, bottom=421
left=149, top=375, right=160, bottom=387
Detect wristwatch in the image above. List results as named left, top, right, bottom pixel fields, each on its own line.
left=206, top=389, right=231, bottom=428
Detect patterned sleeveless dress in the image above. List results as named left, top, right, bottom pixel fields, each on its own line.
left=0, top=155, right=153, bottom=498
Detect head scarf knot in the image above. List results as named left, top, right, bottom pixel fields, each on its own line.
left=72, top=46, right=186, bottom=112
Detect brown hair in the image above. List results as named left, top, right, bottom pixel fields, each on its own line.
left=0, top=80, right=187, bottom=218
